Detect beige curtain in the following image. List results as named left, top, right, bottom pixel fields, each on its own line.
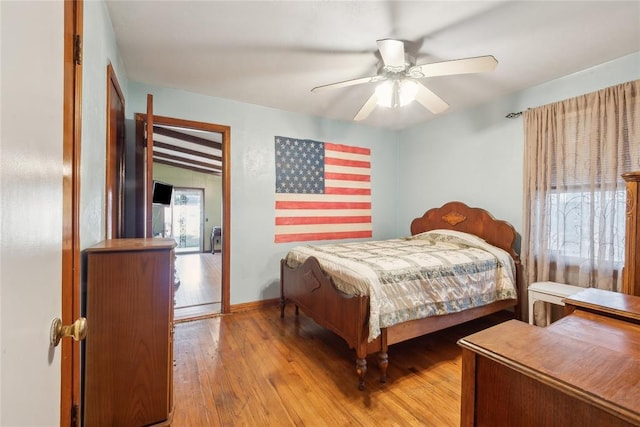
left=522, top=80, right=639, bottom=323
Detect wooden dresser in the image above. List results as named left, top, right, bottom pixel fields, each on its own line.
left=458, top=288, right=640, bottom=427
left=84, top=238, right=176, bottom=426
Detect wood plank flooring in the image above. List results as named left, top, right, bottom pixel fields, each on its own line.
left=171, top=306, right=513, bottom=426
left=174, top=253, right=222, bottom=321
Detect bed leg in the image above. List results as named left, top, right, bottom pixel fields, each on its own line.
left=295, top=305, right=299, bottom=316
left=279, top=297, right=285, bottom=318
left=378, top=331, right=388, bottom=383
left=356, top=358, right=367, bottom=390
left=378, top=352, right=388, bottom=383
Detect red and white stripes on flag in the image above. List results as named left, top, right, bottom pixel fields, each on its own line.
left=274, top=136, right=372, bottom=243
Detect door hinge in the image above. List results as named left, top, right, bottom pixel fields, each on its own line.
left=70, top=404, right=79, bottom=427
left=74, top=34, right=82, bottom=65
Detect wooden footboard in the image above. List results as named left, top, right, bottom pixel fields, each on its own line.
left=280, top=256, right=368, bottom=351
left=280, top=257, right=378, bottom=389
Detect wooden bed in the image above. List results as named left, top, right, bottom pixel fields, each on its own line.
left=279, top=201, right=521, bottom=389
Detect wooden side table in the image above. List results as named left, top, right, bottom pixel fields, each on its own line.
left=528, top=281, right=583, bottom=325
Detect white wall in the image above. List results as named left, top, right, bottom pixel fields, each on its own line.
left=80, top=0, right=128, bottom=249
left=127, top=84, right=399, bottom=304
left=398, top=52, right=640, bottom=242
left=0, top=1, right=64, bottom=424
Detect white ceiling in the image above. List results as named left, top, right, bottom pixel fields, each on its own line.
left=106, top=0, right=640, bottom=130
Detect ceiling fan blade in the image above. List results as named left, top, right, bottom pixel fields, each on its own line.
left=409, top=55, right=498, bottom=78
left=353, top=93, right=379, bottom=121
left=415, top=83, right=449, bottom=115
left=377, top=39, right=405, bottom=69
left=311, top=75, right=385, bottom=92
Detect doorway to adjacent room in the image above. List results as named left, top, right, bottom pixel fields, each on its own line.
left=157, top=184, right=222, bottom=321
left=133, top=108, right=230, bottom=321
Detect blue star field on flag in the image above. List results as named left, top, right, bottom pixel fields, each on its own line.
left=275, top=137, right=325, bottom=194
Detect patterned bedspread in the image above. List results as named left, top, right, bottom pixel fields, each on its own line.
left=284, top=229, right=517, bottom=342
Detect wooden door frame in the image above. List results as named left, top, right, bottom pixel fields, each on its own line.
left=62, top=0, right=83, bottom=425
left=145, top=95, right=154, bottom=238
left=136, top=113, right=231, bottom=314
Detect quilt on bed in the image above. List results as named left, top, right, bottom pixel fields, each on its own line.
left=284, top=229, right=517, bottom=342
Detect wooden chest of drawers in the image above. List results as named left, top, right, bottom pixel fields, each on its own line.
left=84, top=238, right=176, bottom=426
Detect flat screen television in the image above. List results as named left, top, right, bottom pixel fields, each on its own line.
left=152, top=181, right=173, bottom=205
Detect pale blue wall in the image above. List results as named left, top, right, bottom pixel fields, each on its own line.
left=80, top=0, right=128, bottom=249
left=398, top=52, right=640, bottom=242
left=126, top=84, right=399, bottom=304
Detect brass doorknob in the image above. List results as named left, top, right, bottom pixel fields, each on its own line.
left=50, top=317, right=87, bottom=347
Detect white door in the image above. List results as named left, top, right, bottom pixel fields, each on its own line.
left=0, top=1, right=65, bottom=424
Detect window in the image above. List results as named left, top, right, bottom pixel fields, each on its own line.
left=523, top=80, right=639, bottom=291
left=538, top=189, right=626, bottom=265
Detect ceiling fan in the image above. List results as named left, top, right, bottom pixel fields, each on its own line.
left=311, top=39, right=498, bottom=121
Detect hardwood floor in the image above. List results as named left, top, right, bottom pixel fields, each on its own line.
left=174, top=253, right=222, bottom=321
left=171, top=306, right=513, bottom=426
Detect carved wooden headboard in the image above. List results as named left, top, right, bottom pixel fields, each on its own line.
left=410, top=201, right=519, bottom=262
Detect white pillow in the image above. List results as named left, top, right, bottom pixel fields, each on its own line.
left=411, top=229, right=487, bottom=246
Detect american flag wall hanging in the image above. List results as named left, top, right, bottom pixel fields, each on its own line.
left=274, top=136, right=372, bottom=243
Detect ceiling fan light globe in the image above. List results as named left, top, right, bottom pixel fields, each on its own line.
left=399, top=80, right=418, bottom=106
left=375, top=79, right=418, bottom=108
left=375, top=81, right=395, bottom=108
